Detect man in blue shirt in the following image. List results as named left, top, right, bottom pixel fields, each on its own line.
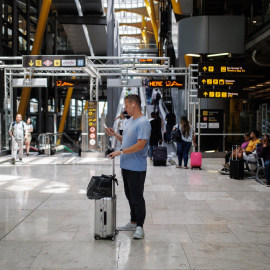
left=106, top=94, right=151, bottom=239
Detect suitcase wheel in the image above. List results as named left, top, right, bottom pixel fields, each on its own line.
left=94, top=236, right=100, bottom=240
left=111, top=236, right=115, bottom=241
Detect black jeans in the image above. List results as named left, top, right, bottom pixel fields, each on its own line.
left=121, top=169, right=146, bottom=228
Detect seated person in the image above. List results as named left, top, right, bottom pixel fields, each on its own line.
left=243, top=130, right=261, bottom=170
left=257, top=134, right=270, bottom=185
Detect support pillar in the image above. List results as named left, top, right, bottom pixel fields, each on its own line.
left=107, top=0, right=115, bottom=127
left=12, top=0, right=18, bottom=55
left=38, top=88, right=42, bottom=134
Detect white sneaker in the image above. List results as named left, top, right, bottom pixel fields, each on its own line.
left=133, top=226, right=144, bottom=239
left=117, top=222, right=137, bottom=231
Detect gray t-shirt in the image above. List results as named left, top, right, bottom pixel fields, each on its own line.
left=9, top=121, right=26, bottom=140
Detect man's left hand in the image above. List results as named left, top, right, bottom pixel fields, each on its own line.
left=108, top=151, right=121, bottom=159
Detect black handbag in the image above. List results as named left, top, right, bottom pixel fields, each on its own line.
left=86, top=174, right=118, bottom=200
left=171, top=126, right=182, bottom=142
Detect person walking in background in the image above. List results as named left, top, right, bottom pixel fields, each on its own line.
left=126, top=87, right=132, bottom=96
left=114, top=112, right=127, bottom=136
left=149, top=112, right=162, bottom=162
left=152, top=89, right=161, bottom=112
left=257, top=134, right=270, bottom=185
left=105, top=94, right=151, bottom=239
left=145, top=84, right=153, bottom=105
left=25, top=117, right=33, bottom=156
left=165, top=108, right=176, bottom=143
left=9, top=114, right=27, bottom=164
left=175, top=115, right=197, bottom=169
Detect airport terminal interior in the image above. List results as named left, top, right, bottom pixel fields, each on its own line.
left=1, top=0, right=270, bottom=269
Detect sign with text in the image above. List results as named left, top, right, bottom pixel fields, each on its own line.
left=197, top=109, right=223, bottom=132
left=198, top=89, right=248, bottom=99
left=198, top=76, right=248, bottom=88
left=56, top=79, right=89, bottom=87
left=88, top=101, right=98, bottom=150
left=199, top=63, right=249, bottom=74
left=149, top=80, right=184, bottom=88
left=23, top=55, right=86, bottom=68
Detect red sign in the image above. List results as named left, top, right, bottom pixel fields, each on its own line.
left=90, top=127, right=95, bottom=133
left=90, top=133, right=96, bottom=139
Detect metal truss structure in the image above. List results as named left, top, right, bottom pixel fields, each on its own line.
left=1, top=56, right=198, bottom=151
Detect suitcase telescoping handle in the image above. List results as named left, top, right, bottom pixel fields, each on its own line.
left=112, top=158, right=116, bottom=197
left=232, top=145, right=238, bottom=160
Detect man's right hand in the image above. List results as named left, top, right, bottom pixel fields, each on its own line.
left=105, top=127, right=115, bottom=136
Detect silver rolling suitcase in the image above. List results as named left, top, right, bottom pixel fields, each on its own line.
left=94, top=158, right=118, bottom=240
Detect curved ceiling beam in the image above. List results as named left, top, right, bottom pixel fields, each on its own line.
left=171, top=0, right=191, bottom=67
left=144, top=0, right=158, bottom=45
left=171, top=0, right=182, bottom=14
left=141, top=16, right=148, bottom=45
left=252, top=50, right=270, bottom=67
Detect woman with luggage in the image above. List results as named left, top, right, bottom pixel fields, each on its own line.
left=174, top=115, right=197, bottom=169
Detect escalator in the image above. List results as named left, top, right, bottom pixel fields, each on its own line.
left=37, top=132, right=81, bottom=156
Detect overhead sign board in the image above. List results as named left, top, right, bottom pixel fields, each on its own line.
left=88, top=101, right=98, bottom=150
left=107, top=79, right=142, bottom=87
left=198, top=89, right=248, bottom=99
left=149, top=80, right=184, bottom=88
left=198, top=76, right=248, bottom=87
left=13, top=78, right=47, bottom=88
left=199, top=63, right=249, bottom=74
left=22, top=55, right=86, bottom=68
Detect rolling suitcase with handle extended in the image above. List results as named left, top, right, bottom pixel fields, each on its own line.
left=86, top=147, right=118, bottom=241
left=230, top=145, right=244, bottom=180
left=94, top=157, right=118, bottom=240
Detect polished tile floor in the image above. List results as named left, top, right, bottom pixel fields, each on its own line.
left=0, top=154, right=270, bottom=269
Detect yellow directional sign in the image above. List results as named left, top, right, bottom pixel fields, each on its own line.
left=221, top=66, right=226, bottom=72
left=198, top=89, right=248, bottom=99
left=201, top=79, right=206, bottom=84
left=219, top=79, right=224, bottom=85
left=199, top=63, right=249, bottom=74
left=29, top=60, right=34, bottom=66
left=36, top=60, right=42, bottom=66
left=207, top=79, right=212, bottom=85
left=54, top=60, right=60, bottom=66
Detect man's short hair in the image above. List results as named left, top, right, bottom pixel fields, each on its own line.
left=125, top=94, right=141, bottom=108
left=151, top=112, right=155, bottom=118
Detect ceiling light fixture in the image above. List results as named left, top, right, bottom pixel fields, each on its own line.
left=186, top=54, right=201, bottom=57
left=207, top=53, right=229, bottom=57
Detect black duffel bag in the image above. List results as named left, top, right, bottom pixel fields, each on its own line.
left=86, top=174, right=118, bottom=200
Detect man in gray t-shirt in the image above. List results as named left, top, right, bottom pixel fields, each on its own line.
left=106, top=94, right=151, bottom=239
left=9, top=114, right=27, bottom=164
